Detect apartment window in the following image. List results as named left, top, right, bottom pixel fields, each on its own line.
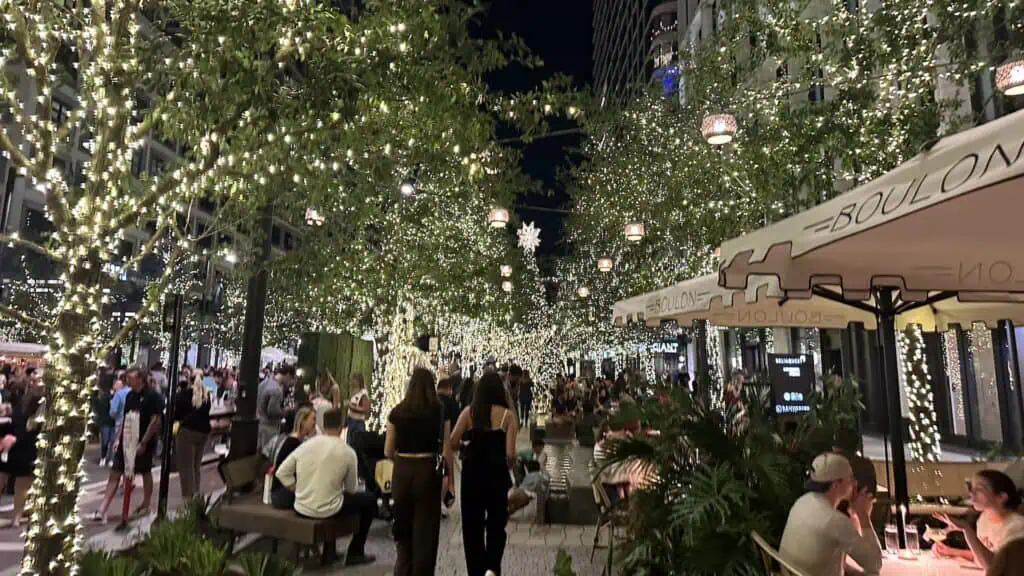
left=117, top=239, right=134, bottom=262
left=50, top=99, right=72, bottom=126
left=148, top=154, right=165, bottom=176
left=271, top=225, right=282, bottom=247
left=131, top=149, right=146, bottom=177
left=22, top=205, right=52, bottom=243
left=283, top=231, right=295, bottom=251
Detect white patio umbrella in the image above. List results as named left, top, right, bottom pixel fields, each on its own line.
left=717, top=108, right=1024, bottom=537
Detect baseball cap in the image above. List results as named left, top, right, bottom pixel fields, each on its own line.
left=810, top=452, right=853, bottom=483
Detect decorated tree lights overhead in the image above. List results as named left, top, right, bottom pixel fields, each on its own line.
left=0, top=0, right=580, bottom=571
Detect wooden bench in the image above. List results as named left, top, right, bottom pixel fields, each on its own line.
left=214, top=454, right=357, bottom=560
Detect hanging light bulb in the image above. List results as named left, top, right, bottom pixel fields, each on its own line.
left=500, top=264, right=512, bottom=277
left=501, top=280, right=513, bottom=293
left=399, top=175, right=418, bottom=197
left=701, top=113, right=737, bottom=145
left=624, top=222, right=645, bottom=242
left=304, top=207, right=325, bottom=226
left=996, top=58, right=1024, bottom=96
left=577, top=286, right=590, bottom=298
left=597, top=257, right=614, bottom=273
left=487, top=207, right=510, bottom=229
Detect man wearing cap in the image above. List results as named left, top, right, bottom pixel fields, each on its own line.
left=779, top=452, right=883, bottom=576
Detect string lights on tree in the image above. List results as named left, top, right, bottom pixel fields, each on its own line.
left=898, top=325, right=942, bottom=462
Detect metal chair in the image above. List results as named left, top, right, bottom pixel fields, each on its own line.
left=750, top=531, right=812, bottom=576
left=591, top=479, right=628, bottom=566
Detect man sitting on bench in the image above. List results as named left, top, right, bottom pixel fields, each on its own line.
left=276, top=408, right=377, bottom=566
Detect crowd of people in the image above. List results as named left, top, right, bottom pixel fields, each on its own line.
left=0, top=362, right=45, bottom=528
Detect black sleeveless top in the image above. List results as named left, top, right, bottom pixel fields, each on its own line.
left=463, top=408, right=510, bottom=475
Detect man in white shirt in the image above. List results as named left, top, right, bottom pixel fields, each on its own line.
left=779, top=452, right=883, bottom=576
left=276, top=408, right=377, bottom=566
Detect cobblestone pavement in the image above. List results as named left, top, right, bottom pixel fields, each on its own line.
left=307, top=511, right=609, bottom=576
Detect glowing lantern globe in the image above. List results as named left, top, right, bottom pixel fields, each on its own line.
left=577, top=286, right=590, bottom=298
left=487, top=207, right=510, bottom=229
left=701, top=113, right=737, bottom=145
left=996, top=59, right=1024, bottom=96
left=501, top=280, right=513, bottom=293
left=597, top=257, right=614, bottom=273
left=500, top=264, right=512, bottom=277
left=624, top=222, right=645, bottom=242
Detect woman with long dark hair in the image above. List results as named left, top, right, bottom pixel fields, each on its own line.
left=935, top=469, right=1024, bottom=570
left=385, top=368, right=452, bottom=575
left=451, top=373, right=517, bottom=576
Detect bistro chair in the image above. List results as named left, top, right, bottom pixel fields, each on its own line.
left=750, top=531, right=812, bottom=576
left=591, top=479, right=629, bottom=566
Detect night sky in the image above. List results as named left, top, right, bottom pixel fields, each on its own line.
left=478, top=0, right=594, bottom=259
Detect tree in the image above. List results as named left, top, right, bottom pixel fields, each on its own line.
left=0, top=0, right=488, bottom=571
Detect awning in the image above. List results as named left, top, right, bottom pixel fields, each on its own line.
left=612, top=274, right=876, bottom=329
left=719, top=109, right=1024, bottom=301
left=0, top=342, right=48, bottom=358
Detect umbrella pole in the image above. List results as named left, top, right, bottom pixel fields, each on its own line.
left=877, top=288, right=909, bottom=547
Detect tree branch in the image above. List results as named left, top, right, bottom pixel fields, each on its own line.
left=99, top=244, right=183, bottom=358
left=0, top=234, right=64, bottom=263
left=0, top=303, right=49, bottom=335
left=0, top=130, right=33, bottom=171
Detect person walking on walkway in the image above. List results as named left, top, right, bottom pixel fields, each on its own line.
left=92, top=383, right=115, bottom=467
left=174, top=373, right=211, bottom=501
left=451, top=373, right=518, bottom=576
left=0, top=378, right=43, bottom=528
left=257, top=366, right=288, bottom=453
left=385, top=368, right=452, bottom=575
left=94, top=367, right=164, bottom=524
left=518, top=370, right=533, bottom=426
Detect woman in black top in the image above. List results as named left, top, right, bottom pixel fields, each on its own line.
left=0, top=379, right=42, bottom=528
left=174, top=374, right=212, bottom=500
left=270, top=406, right=315, bottom=510
left=451, top=373, right=518, bottom=576
left=384, top=368, right=452, bottom=576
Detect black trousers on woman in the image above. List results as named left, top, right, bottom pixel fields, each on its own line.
left=461, top=464, right=510, bottom=576
left=392, top=457, right=442, bottom=576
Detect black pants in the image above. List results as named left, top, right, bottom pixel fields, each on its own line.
left=461, top=466, right=509, bottom=576
left=392, top=457, right=442, bottom=576
left=519, top=398, right=532, bottom=425
left=308, top=491, right=377, bottom=560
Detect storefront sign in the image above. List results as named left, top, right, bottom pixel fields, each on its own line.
left=768, top=353, right=814, bottom=414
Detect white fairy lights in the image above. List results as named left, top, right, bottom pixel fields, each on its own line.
left=898, top=325, right=942, bottom=462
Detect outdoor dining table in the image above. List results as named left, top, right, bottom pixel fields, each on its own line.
left=879, top=554, right=983, bottom=575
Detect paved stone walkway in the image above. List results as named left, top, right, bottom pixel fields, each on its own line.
left=306, top=511, right=608, bottom=576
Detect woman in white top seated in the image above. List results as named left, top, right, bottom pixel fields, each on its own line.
left=935, top=470, right=1024, bottom=570
left=346, top=373, right=370, bottom=444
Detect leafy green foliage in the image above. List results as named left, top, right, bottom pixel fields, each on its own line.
left=234, top=553, right=301, bottom=576
left=599, top=380, right=861, bottom=575
left=77, top=550, right=144, bottom=576
left=553, top=549, right=578, bottom=576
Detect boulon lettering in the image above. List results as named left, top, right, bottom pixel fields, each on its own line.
left=831, top=203, right=856, bottom=233
left=855, top=191, right=884, bottom=224
left=959, top=261, right=982, bottom=284
left=883, top=178, right=916, bottom=213
left=908, top=173, right=931, bottom=205
left=980, top=140, right=1024, bottom=179
left=989, top=261, right=1013, bottom=284
left=941, top=153, right=979, bottom=194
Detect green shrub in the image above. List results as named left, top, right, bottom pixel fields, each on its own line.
left=234, top=552, right=302, bottom=576
left=78, top=550, right=144, bottom=576
left=553, top=549, right=577, bottom=576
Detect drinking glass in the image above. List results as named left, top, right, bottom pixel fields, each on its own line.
left=884, top=524, right=900, bottom=556
left=905, top=524, right=920, bottom=555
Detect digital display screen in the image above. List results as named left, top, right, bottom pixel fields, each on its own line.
left=768, top=353, right=814, bottom=415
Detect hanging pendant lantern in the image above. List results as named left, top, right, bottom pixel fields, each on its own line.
left=701, top=113, right=737, bottom=145
left=500, top=264, right=512, bottom=277
left=597, top=257, right=614, bottom=273
left=487, top=207, right=510, bottom=229
left=996, top=58, right=1024, bottom=96
left=501, top=280, right=513, bottom=293
left=624, top=222, right=645, bottom=242
left=577, top=286, right=590, bottom=298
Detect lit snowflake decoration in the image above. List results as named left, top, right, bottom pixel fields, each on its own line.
left=517, top=221, right=541, bottom=255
